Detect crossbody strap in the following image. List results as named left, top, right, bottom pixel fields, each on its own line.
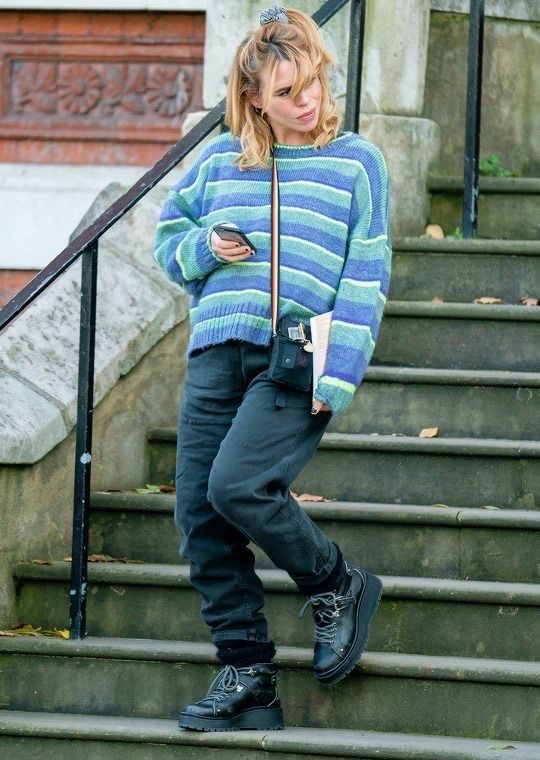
left=271, top=150, right=280, bottom=336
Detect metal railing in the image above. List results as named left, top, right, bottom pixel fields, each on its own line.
left=0, top=0, right=483, bottom=639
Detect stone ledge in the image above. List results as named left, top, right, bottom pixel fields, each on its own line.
left=0, top=182, right=189, bottom=464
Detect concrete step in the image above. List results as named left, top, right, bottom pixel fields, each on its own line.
left=327, top=366, right=540, bottom=439
left=2, top=710, right=540, bottom=760
left=375, top=301, right=540, bottom=372
left=14, top=562, right=540, bottom=661
left=390, top=238, right=540, bottom=303
left=89, top=492, right=540, bottom=582
left=1, top=638, right=539, bottom=741
left=428, top=176, right=540, bottom=240
left=147, top=430, right=540, bottom=509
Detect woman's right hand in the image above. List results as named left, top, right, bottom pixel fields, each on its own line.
left=210, top=230, right=254, bottom=263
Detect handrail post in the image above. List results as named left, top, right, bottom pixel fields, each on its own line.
left=69, top=241, right=99, bottom=639
left=462, top=0, right=485, bottom=238
left=344, top=0, right=366, bottom=133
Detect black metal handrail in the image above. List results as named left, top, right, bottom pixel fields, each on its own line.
left=0, top=0, right=483, bottom=639
left=462, top=0, right=485, bottom=238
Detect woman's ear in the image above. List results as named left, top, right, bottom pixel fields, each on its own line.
left=249, top=92, right=262, bottom=110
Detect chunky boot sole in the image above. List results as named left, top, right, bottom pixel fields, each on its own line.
left=316, top=568, right=383, bottom=686
left=179, top=705, right=284, bottom=732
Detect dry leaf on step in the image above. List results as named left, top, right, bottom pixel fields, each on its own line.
left=474, top=296, right=503, bottom=304
left=432, top=297, right=444, bottom=304
left=291, top=491, right=330, bottom=502
left=0, top=624, right=69, bottom=639
left=419, top=427, right=439, bottom=438
left=425, top=224, right=444, bottom=240
left=519, top=295, right=539, bottom=306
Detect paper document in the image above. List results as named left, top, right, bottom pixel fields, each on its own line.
left=309, top=310, right=333, bottom=398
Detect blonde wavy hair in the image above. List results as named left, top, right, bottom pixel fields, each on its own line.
left=224, top=8, right=342, bottom=170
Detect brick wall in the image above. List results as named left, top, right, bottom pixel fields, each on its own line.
left=0, top=9, right=205, bottom=165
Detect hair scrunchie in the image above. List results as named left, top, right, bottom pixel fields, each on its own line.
left=260, top=5, right=289, bottom=26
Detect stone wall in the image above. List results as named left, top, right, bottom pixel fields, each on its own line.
left=0, top=181, right=189, bottom=627
left=424, top=11, right=540, bottom=177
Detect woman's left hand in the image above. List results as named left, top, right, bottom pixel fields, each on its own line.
left=311, top=399, right=332, bottom=415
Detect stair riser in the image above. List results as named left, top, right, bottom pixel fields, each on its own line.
left=0, top=739, right=326, bottom=760
left=16, top=581, right=540, bottom=661
left=328, top=382, right=540, bottom=438
left=1, top=655, right=538, bottom=741
left=90, top=509, right=540, bottom=583
left=148, top=445, right=540, bottom=510
left=374, top=317, right=540, bottom=371
left=429, top=193, right=540, bottom=241
left=390, top=252, right=540, bottom=303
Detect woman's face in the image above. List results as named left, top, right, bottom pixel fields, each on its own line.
left=252, top=59, right=322, bottom=145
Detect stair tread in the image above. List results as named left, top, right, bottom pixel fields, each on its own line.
left=1, top=710, right=539, bottom=759
left=395, top=236, right=540, bottom=254
left=14, top=561, right=540, bottom=605
left=148, top=428, right=540, bottom=456
left=90, top=491, right=540, bottom=528
left=385, top=300, right=540, bottom=320
left=427, top=176, right=540, bottom=194
left=1, top=637, right=539, bottom=685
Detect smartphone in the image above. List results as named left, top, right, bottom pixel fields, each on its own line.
left=213, top=224, right=257, bottom=253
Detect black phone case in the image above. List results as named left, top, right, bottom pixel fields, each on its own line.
left=213, top=225, right=256, bottom=252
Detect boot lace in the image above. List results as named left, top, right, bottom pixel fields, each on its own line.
left=298, top=590, right=354, bottom=644
left=206, top=664, right=244, bottom=702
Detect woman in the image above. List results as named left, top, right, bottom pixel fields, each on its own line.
left=154, top=4, right=392, bottom=732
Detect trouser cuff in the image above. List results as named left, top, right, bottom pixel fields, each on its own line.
left=296, top=543, right=346, bottom=596
left=216, top=639, right=277, bottom=667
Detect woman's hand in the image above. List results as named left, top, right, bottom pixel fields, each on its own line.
left=311, top=399, right=332, bottom=414
left=210, top=229, right=254, bottom=263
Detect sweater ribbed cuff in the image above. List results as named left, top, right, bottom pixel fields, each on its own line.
left=314, top=375, right=356, bottom=415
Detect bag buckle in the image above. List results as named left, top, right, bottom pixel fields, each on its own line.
left=287, top=324, right=306, bottom=342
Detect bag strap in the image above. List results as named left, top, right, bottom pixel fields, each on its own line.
left=270, top=150, right=280, bottom=337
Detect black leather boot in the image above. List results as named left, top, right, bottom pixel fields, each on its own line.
left=178, top=663, right=283, bottom=731
left=299, top=561, right=383, bottom=685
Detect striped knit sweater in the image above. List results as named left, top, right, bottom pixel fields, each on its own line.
left=154, top=130, right=392, bottom=414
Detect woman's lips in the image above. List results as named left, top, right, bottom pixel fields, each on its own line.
left=298, top=108, right=316, bottom=121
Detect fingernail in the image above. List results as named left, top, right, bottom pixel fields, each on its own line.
left=311, top=407, right=318, bottom=415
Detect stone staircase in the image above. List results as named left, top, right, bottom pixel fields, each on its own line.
left=1, top=228, right=539, bottom=757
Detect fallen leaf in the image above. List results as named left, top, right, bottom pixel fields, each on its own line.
left=431, top=296, right=444, bottom=304
left=135, top=484, right=161, bottom=494
left=519, top=295, right=539, bottom=306
left=474, top=296, right=504, bottom=304
left=134, top=483, right=175, bottom=494
left=158, top=484, right=176, bottom=493
left=291, top=491, right=331, bottom=502
left=63, top=555, right=144, bottom=564
left=425, top=224, right=444, bottom=240
left=31, top=559, right=52, bottom=565
left=432, top=503, right=450, bottom=508
left=482, top=505, right=501, bottom=510
left=0, top=624, right=69, bottom=639
left=419, top=427, right=439, bottom=438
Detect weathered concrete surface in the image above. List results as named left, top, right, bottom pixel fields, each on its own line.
left=0, top=178, right=190, bottom=627
left=363, top=0, right=431, bottom=116
left=424, top=12, right=540, bottom=176
left=360, top=114, right=441, bottom=237
left=0, top=183, right=188, bottom=463
left=0, top=323, right=187, bottom=630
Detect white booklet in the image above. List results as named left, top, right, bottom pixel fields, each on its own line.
left=309, top=310, right=333, bottom=399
